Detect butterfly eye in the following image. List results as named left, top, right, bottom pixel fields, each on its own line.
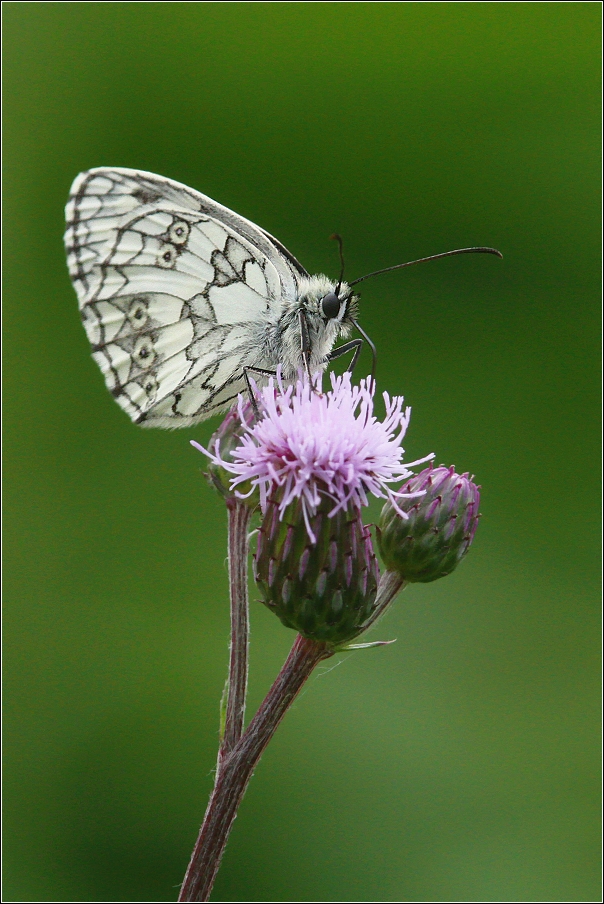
left=321, top=292, right=340, bottom=319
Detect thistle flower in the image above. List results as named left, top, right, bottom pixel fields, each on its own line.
left=193, top=372, right=433, bottom=646
left=377, top=464, right=481, bottom=582
left=195, top=371, right=433, bottom=542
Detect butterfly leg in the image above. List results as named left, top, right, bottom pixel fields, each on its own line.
left=329, top=321, right=377, bottom=386
left=298, top=310, right=313, bottom=384
left=327, top=339, right=363, bottom=372
left=243, top=366, right=277, bottom=417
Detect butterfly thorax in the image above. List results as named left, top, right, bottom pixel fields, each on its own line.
left=272, top=275, right=359, bottom=378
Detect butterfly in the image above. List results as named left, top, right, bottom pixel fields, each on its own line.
left=64, top=167, right=366, bottom=428
left=65, top=168, right=502, bottom=428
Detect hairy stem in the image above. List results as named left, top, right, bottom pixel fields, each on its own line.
left=221, top=500, right=252, bottom=756
left=178, top=634, right=332, bottom=902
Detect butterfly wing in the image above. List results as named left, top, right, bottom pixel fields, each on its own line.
left=65, top=167, right=309, bottom=427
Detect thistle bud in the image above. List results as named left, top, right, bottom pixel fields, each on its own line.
left=253, top=494, right=380, bottom=647
left=377, top=465, right=480, bottom=582
left=200, top=401, right=259, bottom=506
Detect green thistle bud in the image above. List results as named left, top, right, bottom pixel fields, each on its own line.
left=377, top=465, right=481, bottom=582
left=202, top=401, right=259, bottom=507
left=253, top=494, right=380, bottom=647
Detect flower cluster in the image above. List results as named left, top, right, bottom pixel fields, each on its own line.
left=193, top=372, right=480, bottom=646
left=178, top=243, right=499, bottom=903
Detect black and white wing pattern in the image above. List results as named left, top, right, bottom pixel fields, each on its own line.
left=65, top=167, right=309, bottom=427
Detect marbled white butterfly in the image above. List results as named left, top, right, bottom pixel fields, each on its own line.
left=65, top=168, right=501, bottom=428
left=64, top=168, right=365, bottom=428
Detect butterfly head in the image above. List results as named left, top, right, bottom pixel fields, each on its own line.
left=296, top=275, right=358, bottom=330
left=278, top=275, right=358, bottom=375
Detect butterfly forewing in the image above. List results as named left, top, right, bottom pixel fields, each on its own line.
left=64, top=168, right=308, bottom=427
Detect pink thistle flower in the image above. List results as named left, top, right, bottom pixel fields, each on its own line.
left=193, top=372, right=433, bottom=543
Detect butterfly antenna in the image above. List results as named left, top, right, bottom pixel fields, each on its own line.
left=349, top=246, right=503, bottom=287
left=330, top=233, right=346, bottom=295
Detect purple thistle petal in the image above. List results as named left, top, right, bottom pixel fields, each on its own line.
left=193, top=371, right=434, bottom=542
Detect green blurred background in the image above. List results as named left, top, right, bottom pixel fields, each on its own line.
left=3, top=3, right=600, bottom=901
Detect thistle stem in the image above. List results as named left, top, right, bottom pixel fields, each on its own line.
left=221, top=500, right=252, bottom=756
left=178, top=634, right=332, bottom=902
left=363, top=570, right=406, bottom=632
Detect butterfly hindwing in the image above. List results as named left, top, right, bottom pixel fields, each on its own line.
left=65, top=168, right=308, bottom=426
